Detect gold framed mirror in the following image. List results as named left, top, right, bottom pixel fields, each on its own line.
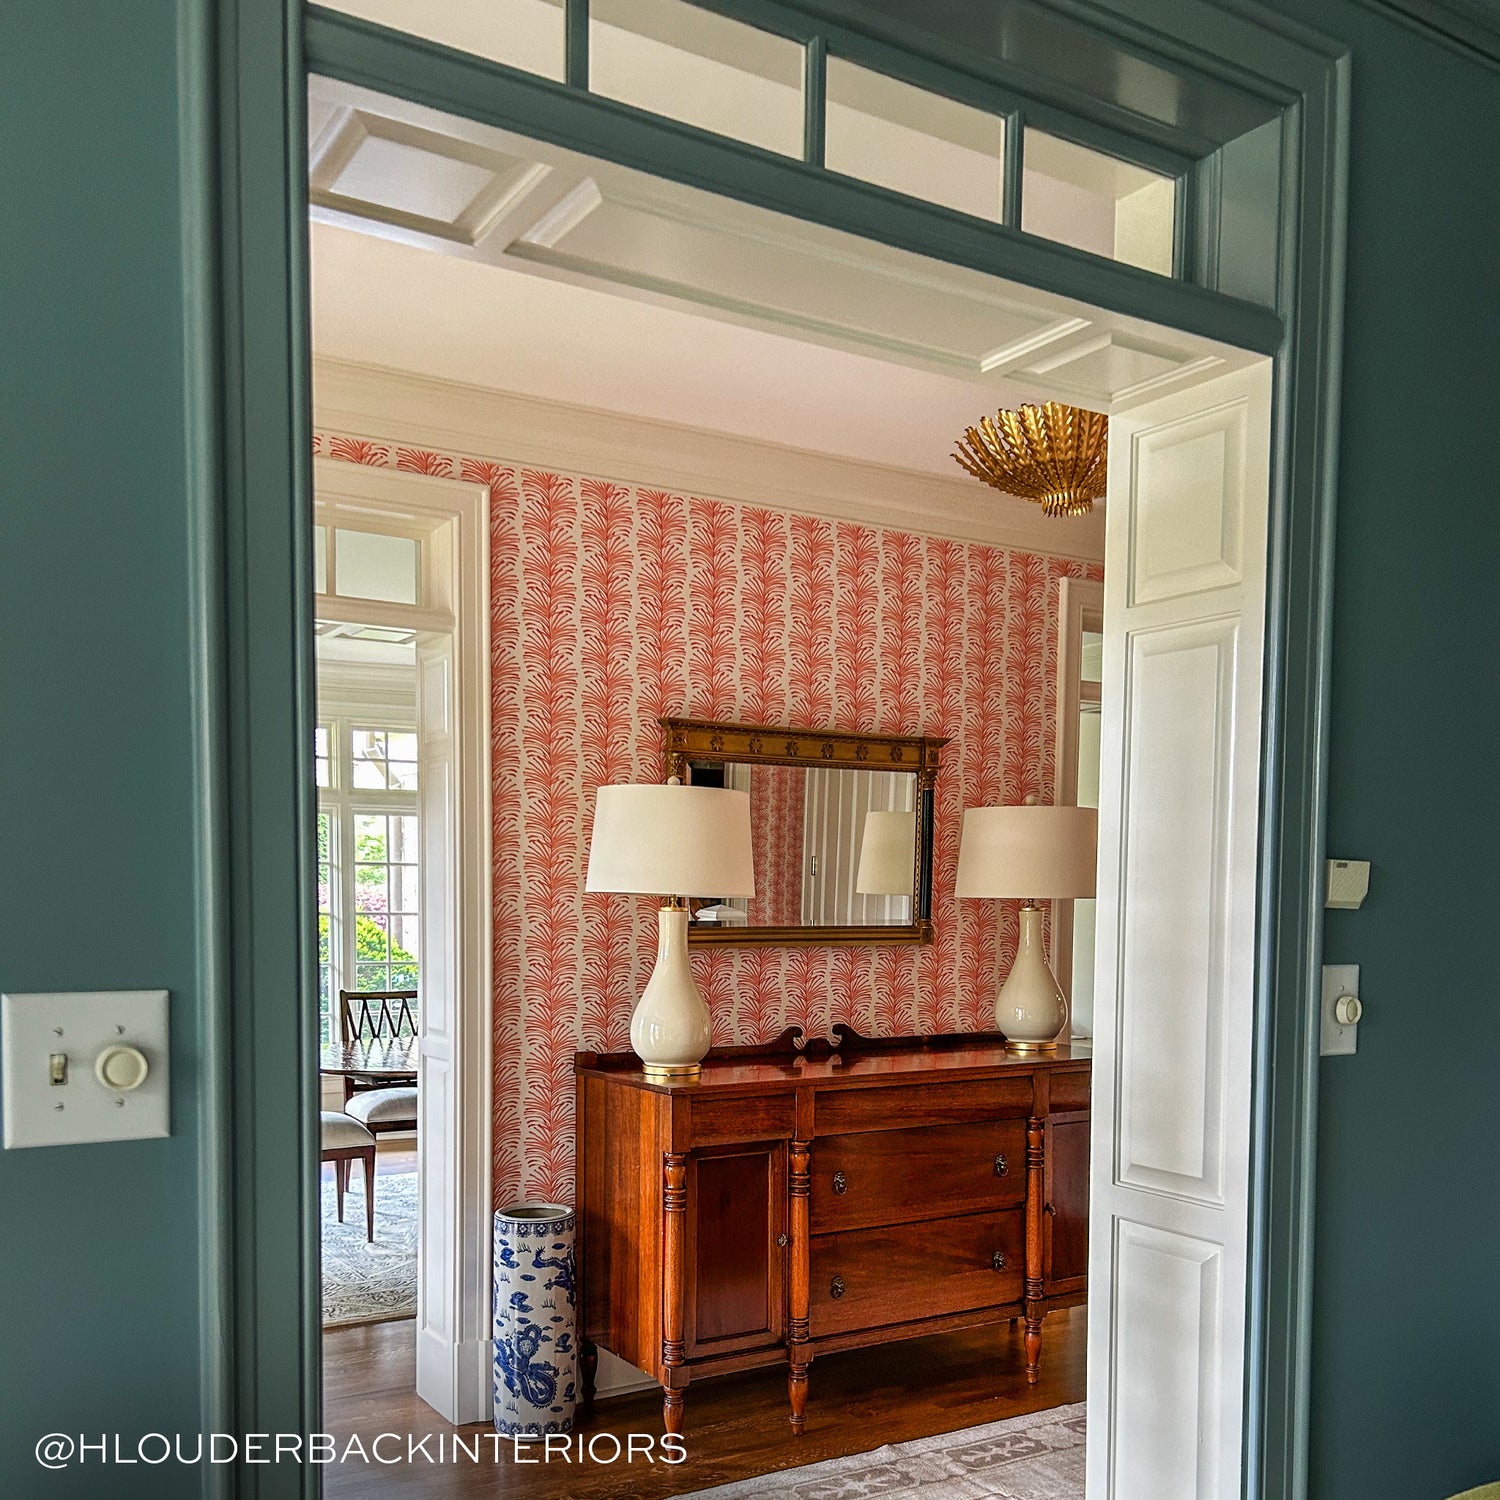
left=663, top=717, right=945, bottom=946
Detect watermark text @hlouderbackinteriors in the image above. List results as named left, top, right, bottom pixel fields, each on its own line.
left=34, top=1431, right=687, bottom=1470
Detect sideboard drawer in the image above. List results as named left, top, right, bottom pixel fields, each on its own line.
left=689, top=1092, right=796, bottom=1146
left=813, top=1076, right=1034, bottom=1135
left=809, top=1209, right=1024, bottom=1338
left=811, top=1120, right=1026, bottom=1234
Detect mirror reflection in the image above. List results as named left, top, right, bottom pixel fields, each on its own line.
left=685, top=761, right=917, bottom=929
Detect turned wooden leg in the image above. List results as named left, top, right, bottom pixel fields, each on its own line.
left=1024, top=1314, right=1044, bottom=1384
left=662, top=1384, right=685, bottom=1437
left=661, top=1154, right=689, bottom=1438
left=789, top=1362, right=810, bottom=1435
left=580, top=1338, right=598, bottom=1416
left=1023, top=1116, right=1045, bottom=1385
left=788, top=1139, right=812, bottom=1435
left=362, top=1147, right=376, bottom=1243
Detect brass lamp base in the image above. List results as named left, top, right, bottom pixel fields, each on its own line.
left=993, top=905, right=1069, bottom=1053
left=641, top=1061, right=702, bottom=1084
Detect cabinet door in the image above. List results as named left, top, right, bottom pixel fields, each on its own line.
left=1045, top=1114, right=1090, bottom=1293
left=684, top=1143, right=787, bottom=1360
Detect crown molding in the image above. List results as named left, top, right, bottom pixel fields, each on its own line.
left=311, top=356, right=1105, bottom=564
left=1354, top=0, right=1500, bottom=69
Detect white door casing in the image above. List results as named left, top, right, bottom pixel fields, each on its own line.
left=1085, top=363, right=1272, bottom=1499
left=313, top=459, right=494, bottom=1424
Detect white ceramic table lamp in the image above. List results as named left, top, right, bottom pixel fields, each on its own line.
left=855, top=810, right=916, bottom=897
left=955, top=804, right=1098, bottom=1051
left=585, top=780, right=755, bottom=1081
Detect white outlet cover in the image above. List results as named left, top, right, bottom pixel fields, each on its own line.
left=1, top=990, right=170, bottom=1148
left=1320, top=964, right=1359, bottom=1057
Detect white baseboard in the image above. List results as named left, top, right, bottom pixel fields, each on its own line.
left=594, top=1347, right=658, bottom=1400
left=416, top=1326, right=494, bottom=1426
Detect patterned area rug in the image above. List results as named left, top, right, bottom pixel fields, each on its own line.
left=321, top=1170, right=417, bottom=1328
left=689, top=1403, right=1085, bottom=1500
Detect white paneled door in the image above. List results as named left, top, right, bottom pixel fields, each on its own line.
left=1086, top=363, right=1272, bottom=1499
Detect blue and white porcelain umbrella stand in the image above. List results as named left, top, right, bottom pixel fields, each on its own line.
left=493, top=1202, right=578, bottom=1436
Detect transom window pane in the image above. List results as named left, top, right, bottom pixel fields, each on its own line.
left=352, top=726, right=420, bottom=791
left=313, top=0, right=566, bottom=82
left=333, top=527, right=419, bottom=605
left=1022, top=130, right=1176, bottom=275
left=825, top=58, right=1005, bottom=222
left=590, top=0, right=805, bottom=158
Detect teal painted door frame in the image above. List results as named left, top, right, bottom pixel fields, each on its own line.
left=209, top=2, right=1348, bottom=1494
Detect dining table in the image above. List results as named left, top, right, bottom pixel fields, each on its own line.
left=319, top=1036, right=419, bottom=1079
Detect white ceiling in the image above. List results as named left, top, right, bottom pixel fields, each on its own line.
left=312, top=222, right=1059, bottom=479
left=308, top=77, right=1250, bottom=484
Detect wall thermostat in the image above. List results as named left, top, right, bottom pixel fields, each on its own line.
left=1325, top=859, right=1370, bottom=910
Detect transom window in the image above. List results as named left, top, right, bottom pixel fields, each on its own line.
left=313, top=523, right=423, bottom=605
left=316, top=716, right=420, bottom=1045
left=316, top=0, right=1181, bottom=278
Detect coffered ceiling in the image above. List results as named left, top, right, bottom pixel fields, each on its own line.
left=308, top=77, right=1254, bottom=482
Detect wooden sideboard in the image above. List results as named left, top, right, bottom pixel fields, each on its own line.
left=574, top=1030, right=1090, bottom=1435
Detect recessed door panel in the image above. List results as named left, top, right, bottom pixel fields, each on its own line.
left=685, top=1145, right=786, bottom=1359
left=1045, top=1116, right=1090, bottom=1288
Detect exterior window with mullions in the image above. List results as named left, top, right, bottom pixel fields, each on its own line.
left=316, top=718, right=420, bottom=1044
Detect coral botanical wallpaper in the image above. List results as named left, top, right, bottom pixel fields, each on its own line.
left=317, top=431, right=1102, bottom=1203
left=747, top=763, right=806, bottom=926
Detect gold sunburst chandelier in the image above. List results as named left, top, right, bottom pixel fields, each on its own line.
left=953, top=401, right=1108, bottom=517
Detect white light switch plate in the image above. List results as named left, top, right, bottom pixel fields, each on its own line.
left=1320, top=965, right=1360, bottom=1057
left=1, top=990, right=170, bottom=1148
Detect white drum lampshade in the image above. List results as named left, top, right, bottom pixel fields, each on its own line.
left=855, top=810, right=916, bottom=896
left=585, top=782, right=755, bottom=1081
left=956, top=805, right=1098, bottom=1051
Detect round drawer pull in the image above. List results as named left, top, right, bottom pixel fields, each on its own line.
left=992, top=1251, right=1008, bottom=1271
left=994, top=1153, right=1009, bottom=1177
left=830, top=1275, right=846, bottom=1300
left=832, top=1171, right=848, bottom=1195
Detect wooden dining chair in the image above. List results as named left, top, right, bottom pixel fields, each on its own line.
left=338, top=988, right=419, bottom=1140
left=321, top=1111, right=376, bottom=1242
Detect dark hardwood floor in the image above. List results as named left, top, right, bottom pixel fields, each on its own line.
left=322, top=1304, right=1086, bottom=1498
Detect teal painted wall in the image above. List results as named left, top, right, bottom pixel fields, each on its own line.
left=0, top=3, right=206, bottom=1496
left=1258, top=5, right=1500, bottom=1496
left=3, top=2, right=1498, bottom=1498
